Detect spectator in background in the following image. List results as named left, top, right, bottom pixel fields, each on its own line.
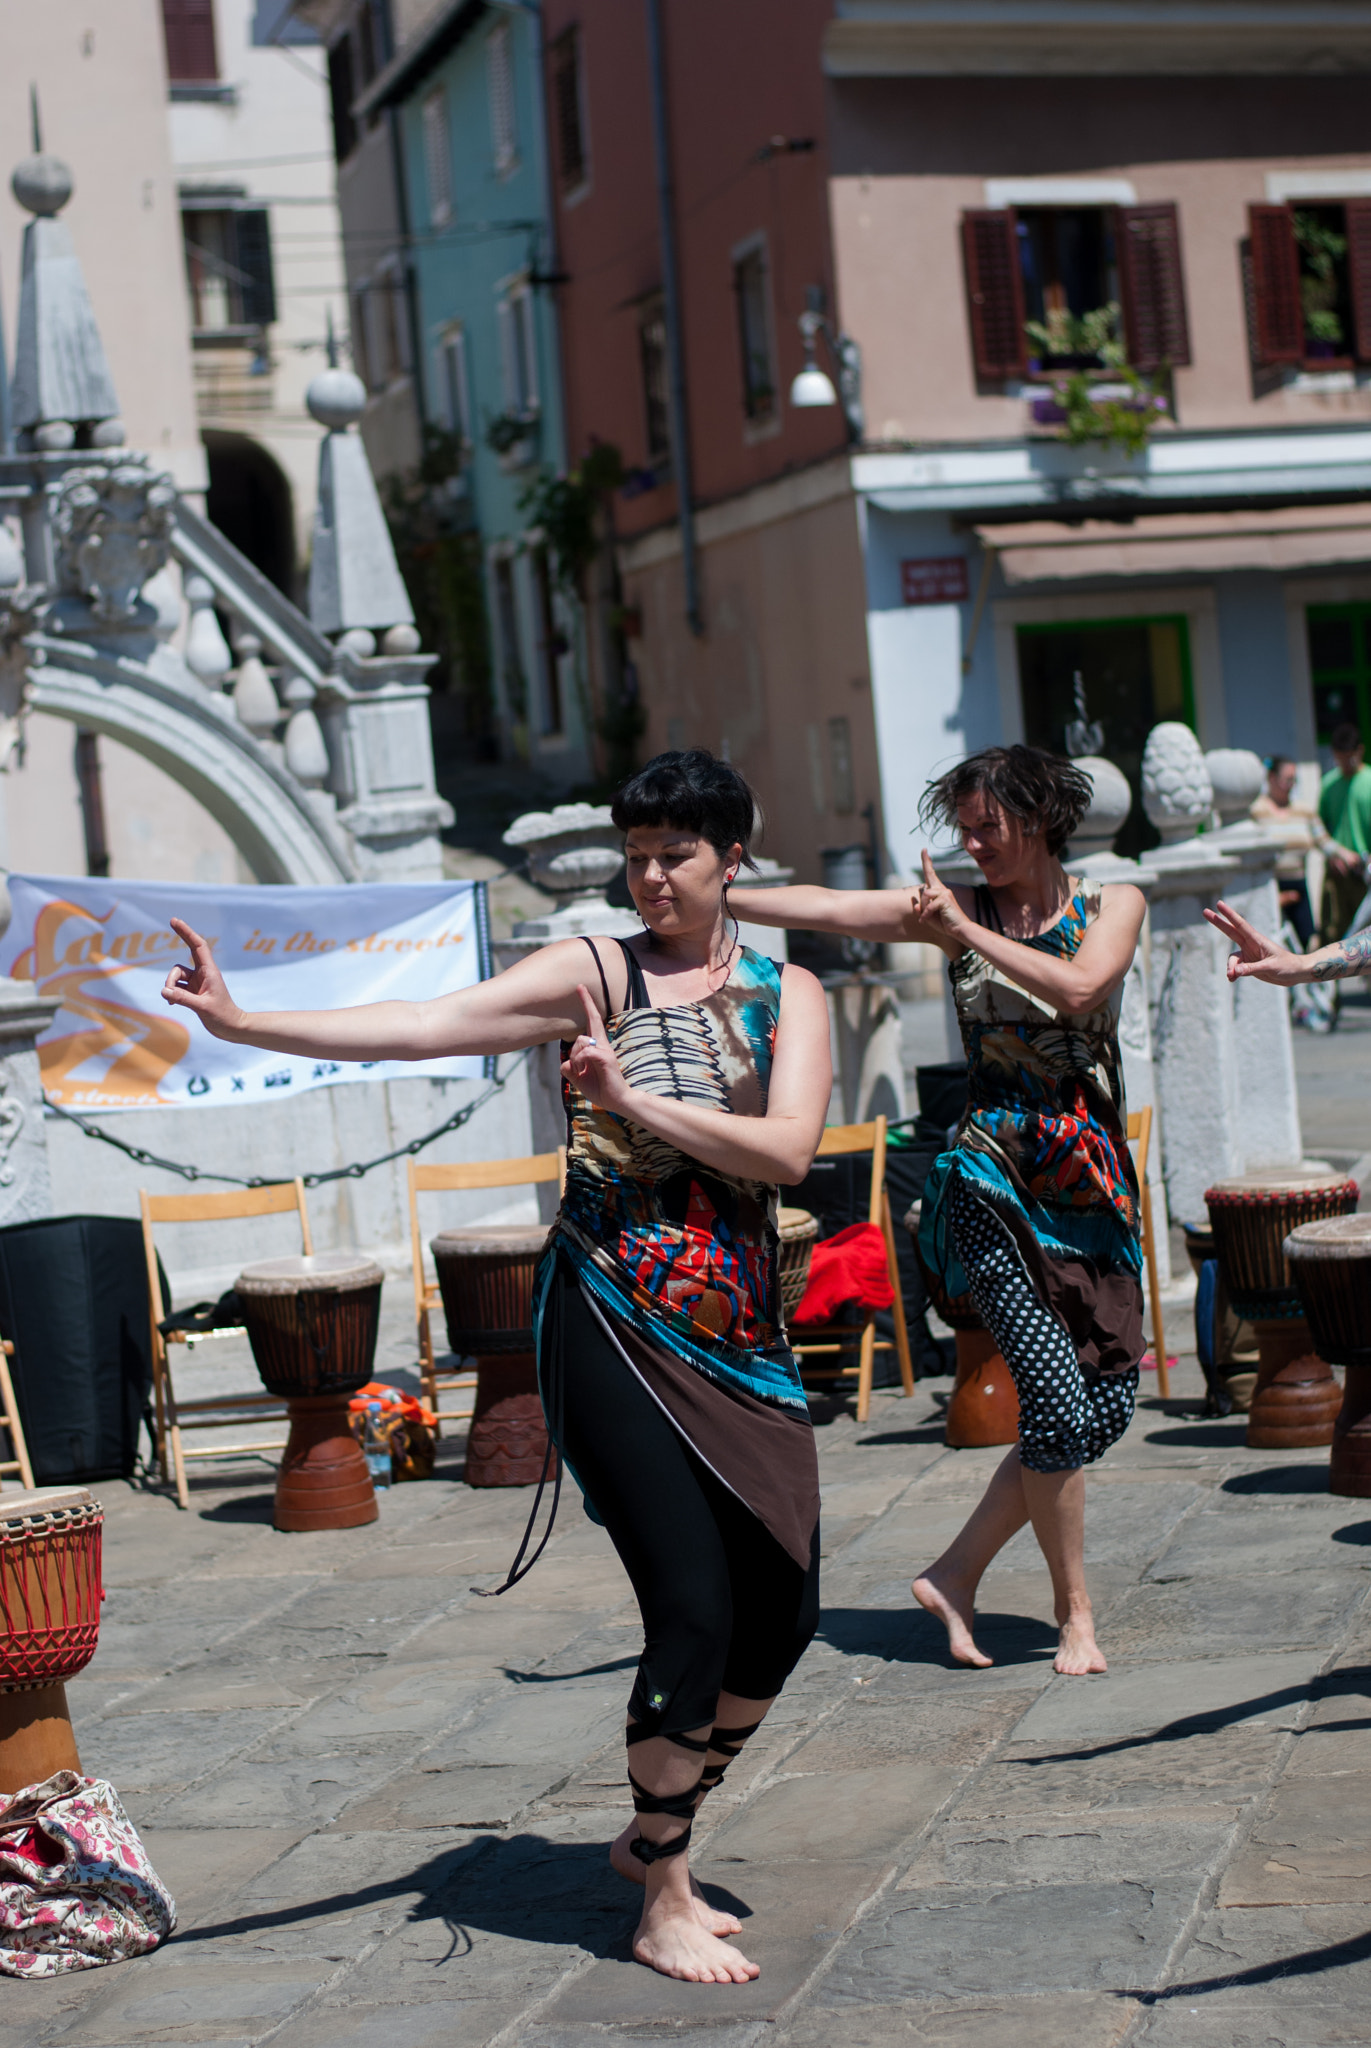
left=1251, top=755, right=1328, bottom=949
left=1317, top=724, right=1371, bottom=946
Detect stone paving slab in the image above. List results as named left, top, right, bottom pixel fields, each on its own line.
left=8, top=1333, right=1371, bottom=2044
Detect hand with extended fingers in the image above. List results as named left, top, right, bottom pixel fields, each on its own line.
left=160, top=918, right=246, bottom=1039
left=915, top=848, right=971, bottom=946
left=561, top=985, right=634, bottom=1115
left=1203, top=900, right=1306, bottom=985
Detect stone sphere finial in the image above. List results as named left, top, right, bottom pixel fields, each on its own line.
left=306, top=367, right=366, bottom=431
left=1205, top=747, right=1266, bottom=826
left=1065, top=756, right=1132, bottom=861
left=11, top=152, right=73, bottom=218
left=1142, top=721, right=1214, bottom=844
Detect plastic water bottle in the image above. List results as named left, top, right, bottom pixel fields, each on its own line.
left=363, top=1400, right=391, bottom=1489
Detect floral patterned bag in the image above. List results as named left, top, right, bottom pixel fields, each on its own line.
left=0, top=1772, right=176, bottom=1975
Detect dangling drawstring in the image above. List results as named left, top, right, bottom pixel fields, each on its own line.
left=472, top=1254, right=566, bottom=1596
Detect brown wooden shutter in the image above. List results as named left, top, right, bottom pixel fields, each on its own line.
left=961, top=210, right=1026, bottom=380
left=1115, top=203, right=1191, bottom=370
left=1248, top=204, right=1304, bottom=365
left=1345, top=200, right=1371, bottom=363
left=161, top=0, right=218, bottom=81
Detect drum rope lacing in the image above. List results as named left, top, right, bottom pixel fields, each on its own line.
left=39, top=1050, right=530, bottom=1189
left=0, top=1501, right=103, bottom=1693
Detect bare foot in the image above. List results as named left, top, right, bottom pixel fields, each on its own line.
left=1054, top=1616, right=1107, bottom=1675
left=609, top=1823, right=742, bottom=1936
left=633, top=1892, right=759, bottom=1982
left=912, top=1567, right=993, bottom=1668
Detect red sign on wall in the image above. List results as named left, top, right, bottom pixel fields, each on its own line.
left=901, top=556, right=970, bottom=605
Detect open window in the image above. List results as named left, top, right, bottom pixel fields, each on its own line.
left=1248, top=201, right=1371, bottom=369
left=732, top=236, right=778, bottom=427
left=638, top=295, right=672, bottom=471
left=961, top=203, right=1190, bottom=382
left=181, top=196, right=277, bottom=340
left=550, top=25, right=588, bottom=197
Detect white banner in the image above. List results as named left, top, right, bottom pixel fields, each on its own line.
left=0, top=876, right=492, bottom=1112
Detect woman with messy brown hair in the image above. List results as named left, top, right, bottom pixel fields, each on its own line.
left=732, top=743, right=1147, bottom=1677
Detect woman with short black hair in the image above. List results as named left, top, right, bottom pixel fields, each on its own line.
left=160, top=747, right=832, bottom=1986
left=733, top=743, right=1147, bottom=1677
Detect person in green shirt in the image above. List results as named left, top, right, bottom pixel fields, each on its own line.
left=1317, top=722, right=1371, bottom=945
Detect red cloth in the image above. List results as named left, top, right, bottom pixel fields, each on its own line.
left=346, top=1380, right=438, bottom=1428
left=792, top=1223, right=894, bottom=1325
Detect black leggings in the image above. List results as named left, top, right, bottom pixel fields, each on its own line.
left=550, top=1270, right=820, bottom=1736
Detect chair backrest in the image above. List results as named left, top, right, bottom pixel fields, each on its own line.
left=407, top=1150, right=566, bottom=1317
left=1126, top=1105, right=1152, bottom=1176
left=813, top=1116, right=888, bottom=1228
left=139, top=1180, right=313, bottom=1354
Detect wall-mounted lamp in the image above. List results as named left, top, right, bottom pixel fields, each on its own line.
left=787, top=288, right=863, bottom=440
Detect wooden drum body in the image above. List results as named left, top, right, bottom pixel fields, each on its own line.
left=1204, top=1171, right=1356, bottom=1449
left=905, top=1203, right=1020, bottom=1449
left=777, top=1207, right=818, bottom=1328
left=0, top=1487, right=102, bottom=1794
left=431, top=1226, right=554, bottom=1488
left=236, top=1254, right=384, bottom=1532
left=1286, top=1215, right=1371, bottom=1496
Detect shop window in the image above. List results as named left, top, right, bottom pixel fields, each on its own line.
left=162, top=0, right=218, bottom=81
left=733, top=238, right=777, bottom=425
left=1018, top=615, right=1194, bottom=859
left=1248, top=202, right=1371, bottom=368
left=181, top=202, right=277, bottom=336
left=1307, top=605, right=1371, bottom=746
left=492, top=554, right=527, bottom=741
left=638, top=296, right=671, bottom=469
left=961, top=204, right=1190, bottom=382
left=551, top=25, right=588, bottom=195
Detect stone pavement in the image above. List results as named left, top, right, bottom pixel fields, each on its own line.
left=7, top=1331, right=1371, bottom=2047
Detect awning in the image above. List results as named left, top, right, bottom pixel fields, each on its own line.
left=976, top=504, right=1371, bottom=584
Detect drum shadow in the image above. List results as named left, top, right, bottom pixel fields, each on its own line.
left=1330, top=1520, right=1371, bottom=1545
left=857, top=1425, right=950, bottom=1448
left=198, top=1490, right=279, bottom=1524
left=172, top=1831, right=745, bottom=1961
left=1144, top=1421, right=1251, bottom=1448
left=818, top=1604, right=1057, bottom=1668
left=1222, top=1465, right=1332, bottom=1496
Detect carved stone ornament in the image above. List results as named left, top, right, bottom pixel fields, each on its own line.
left=1141, top=721, right=1214, bottom=844
left=53, top=460, right=176, bottom=622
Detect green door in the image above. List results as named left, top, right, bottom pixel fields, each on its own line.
left=1017, top=616, right=1196, bottom=859
left=1307, top=605, right=1371, bottom=747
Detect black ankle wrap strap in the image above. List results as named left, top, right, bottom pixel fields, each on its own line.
left=626, top=1766, right=702, bottom=1864
left=699, top=1718, right=765, bottom=1792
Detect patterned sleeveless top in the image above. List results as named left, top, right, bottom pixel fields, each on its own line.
left=547, top=940, right=807, bottom=1412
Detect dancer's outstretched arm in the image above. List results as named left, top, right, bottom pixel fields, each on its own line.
left=1205, top=899, right=1371, bottom=985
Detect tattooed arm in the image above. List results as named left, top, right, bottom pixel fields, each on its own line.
left=1204, top=900, right=1371, bottom=985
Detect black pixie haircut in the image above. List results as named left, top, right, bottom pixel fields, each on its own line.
left=919, top=744, right=1092, bottom=858
left=611, top=749, right=759, bottom=870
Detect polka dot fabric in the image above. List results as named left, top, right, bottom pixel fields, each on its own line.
left=947, top=1176, right=1138, bottom=1473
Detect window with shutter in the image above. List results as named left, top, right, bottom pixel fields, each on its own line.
left=551, top=27, right=587, bottom=193
left=961, top=211, right=1027, bottom=381
left=328, top=35, right=357, bottom=164
left=235, top=209, right=276, bottom=327
left=1248, top=205, right=1304, bottom=365
left=1116, top=203, right=1191, bottom=371
left=161, top=0, right=218, bottom=82
left=422, top=89, right=453, bottom=227
left=487, top=24, right=517, bottom=175
left=1346, top=200, right=1371, bottom=363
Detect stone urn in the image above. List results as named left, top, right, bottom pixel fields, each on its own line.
left=1064, top=755, right=1132, bottom=865
left=1142, top=723, right=1214, bottom=846
left=500, top=802, right=639, bottom=956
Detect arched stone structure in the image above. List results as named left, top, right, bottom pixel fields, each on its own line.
left=204, top=430, right=296, bottom=600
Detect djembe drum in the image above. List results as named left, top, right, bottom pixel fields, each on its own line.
left=235, top=1253, right=384, bottom=1531
left=0, top=1487, right=102, bottom=1794
left=777, top=1207, right=819, bottom=1328
left=905, top=1202, right=1020, bottom=1447
left=1285, top=1214, right=1371, bottom=1496
left=431, top=1225, right=555, bottom=1487
left=1204, top=1170, right=1356, bottom=1448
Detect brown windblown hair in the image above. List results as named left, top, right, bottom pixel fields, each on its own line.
left=918, top=745, right=1093, bottom=858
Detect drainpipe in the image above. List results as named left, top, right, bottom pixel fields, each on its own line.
left=387, top=107, right=427, bottom=433
left=644, top=0, right=702, bottom=636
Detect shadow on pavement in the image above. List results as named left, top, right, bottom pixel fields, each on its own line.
left=1024, top=1663, right=1371, bottom=1763
left=1136, top=1925, right=1371, bottom=2000
left=1144, top=1422, right=1252, bottom=1448
left=818, top=1605, right=1056, bottom=1667
left=1330, top=1520, right=1371, bottom=1545
left=1223, top=1465, right=1335, bottom=1495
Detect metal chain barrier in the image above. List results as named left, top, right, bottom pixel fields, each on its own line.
left=40, top=1050, right=531, bottom=1189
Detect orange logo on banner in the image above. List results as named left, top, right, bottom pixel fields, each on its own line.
left=12, top=899, right=191, bottom=1107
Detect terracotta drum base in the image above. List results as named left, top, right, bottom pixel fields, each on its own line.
left=1331, top=1362, right=1371, bottom=1497
left=945, top=1327, right=1020, bottom=1449
left=0, top=1682, right=81, bottom=1795
left=1246, top=1319, right=1342, bottom=1450
left=466, top=1353, right=558, bottom=1487
left=274, top=1395, right=378, bottom=1531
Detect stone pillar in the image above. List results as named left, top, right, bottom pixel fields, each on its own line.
left=0, top=983, right=61, bottom=1227
left=825, top=975, right=908, bottom=1127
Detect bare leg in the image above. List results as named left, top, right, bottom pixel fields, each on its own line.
left=612, top=1690, right=773, bottom=1936
left=1020, top=1463, right=1106, bottom=1675
left=615, top=1720, right=759, bottom=1982
left=912, top=1447, right=1030, bottom=1666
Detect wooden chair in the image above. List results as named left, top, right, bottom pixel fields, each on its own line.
left=1128, top=1106, right=1171, bottom=1400
left=408, top=1150, right=565, bottom=1430
left=791, top=1115, right=916, bottom=1423
left=140, top=1180, right=313, bottom=1509
left=0, top=1339, right=34, bottom=1492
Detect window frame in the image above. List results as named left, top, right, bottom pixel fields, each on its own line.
left=421, top=85, right=453, bottom=229
left=497, top=277, right=539, bottom=419
left=439, top=323, right=472, bottom=445
left=550, top=23, right=590, bottom=202
left=179, top=193, right=277, bottom=340
left=637, top=293, right=672, bottom=472
left=731, top=231, right=780, bottom=437
left=487, top=21, right=518, bottom=178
